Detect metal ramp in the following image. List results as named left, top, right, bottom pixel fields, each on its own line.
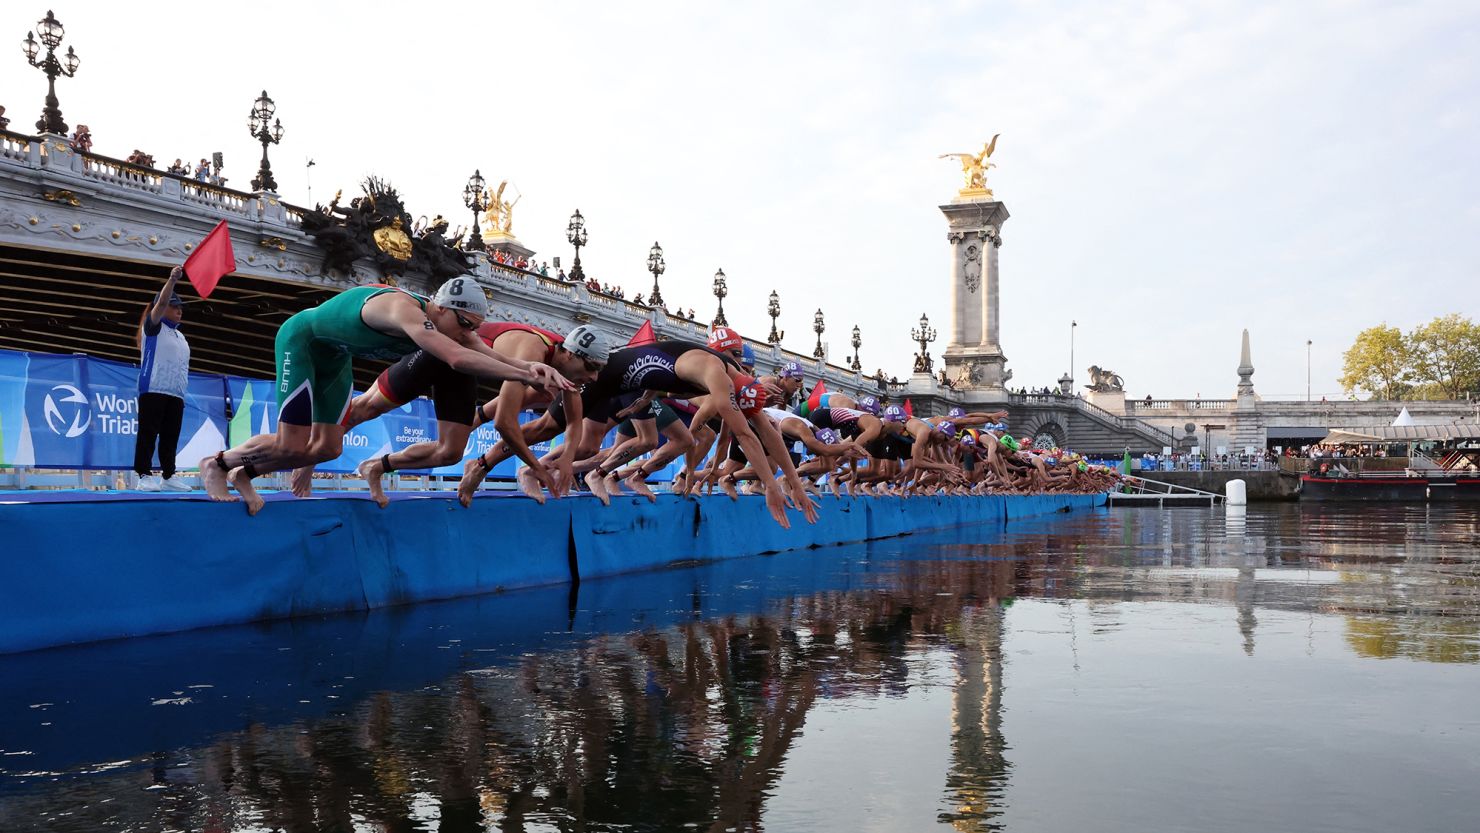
left=1108, top=476, right=1225, bottom=508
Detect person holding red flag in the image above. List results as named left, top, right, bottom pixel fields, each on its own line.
left=132, top=265, right=193, bottom=492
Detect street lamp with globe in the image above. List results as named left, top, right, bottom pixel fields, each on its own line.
left=247, top=90, right=285, bottom=192
left=21, top=10, right=81, bottom=135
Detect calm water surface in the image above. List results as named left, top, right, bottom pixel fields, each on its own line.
left=2, top=504, right=1479, bottom=832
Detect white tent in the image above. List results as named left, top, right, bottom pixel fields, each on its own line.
left=1392, top=407, right=1415, bottom=427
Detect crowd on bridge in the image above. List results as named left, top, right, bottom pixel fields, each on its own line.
left=132, top=267, right=1122, bottom=525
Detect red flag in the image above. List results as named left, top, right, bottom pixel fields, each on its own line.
left=183, top=220, right=236, bottom=298
left=627, top=320, right=656, bottom=346
left=903, top=398, right=914, bottom=418
left=799, top=380, right=827, bottom=417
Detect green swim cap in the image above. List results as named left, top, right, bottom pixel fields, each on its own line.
left=999, top=434, right=1020, bottom=451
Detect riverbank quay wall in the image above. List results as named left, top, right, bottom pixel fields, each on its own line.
left=0, top=491, right=1104, bottom=654
left=1146, top=470, right=1301, bottom=501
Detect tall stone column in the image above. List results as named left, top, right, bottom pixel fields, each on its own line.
left=941, top=200, right=1010, bottom=404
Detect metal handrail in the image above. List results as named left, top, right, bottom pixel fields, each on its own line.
left=1121, top=475, right=1226, bottom=502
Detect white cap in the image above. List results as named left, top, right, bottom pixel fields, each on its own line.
left=432, top=277, right=490, bottom=319
left=563, top=324, right=612, bottom=362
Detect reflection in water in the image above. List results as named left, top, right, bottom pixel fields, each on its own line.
left=2, top=504, right=1479, bottom=832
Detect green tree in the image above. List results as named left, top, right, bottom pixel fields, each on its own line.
left=1339, top=324, right=1411, bottom=400
left=1407, top=314, right=1480, bottom=400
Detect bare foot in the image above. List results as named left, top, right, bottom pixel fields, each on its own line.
left=604, top=470, right=627, bottom=496
left=457, top=458, right=488, bottom=508
left=200, top=456, right=238, bottom=503
left=289, top=465, right=315, bottom=498
left=356, top=458, right=390, bottom=509
left=624, top=469, right=657, bottom=503
left=720, top=475, right=738, bottom=501
left=584, top=469, right=612, bottom=506
left=516, top=466, right=547, bottom=505
left=228, top=466, right=265, bottom=515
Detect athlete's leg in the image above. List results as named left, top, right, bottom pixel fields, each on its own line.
left=360, top=420, right=472, bottom=508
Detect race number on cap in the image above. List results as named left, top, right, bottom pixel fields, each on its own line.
left=433, top=278, right=490, bottom=319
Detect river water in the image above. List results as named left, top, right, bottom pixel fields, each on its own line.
left=2, top=503, right=1478, bottom=832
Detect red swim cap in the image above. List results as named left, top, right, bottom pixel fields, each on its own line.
left=732, top=375, right=765, bottom=417
left=708, top=327, right=743, bottom=352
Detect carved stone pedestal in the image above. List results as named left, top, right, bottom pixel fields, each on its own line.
left=484, top=232, right=534, bottom=263
left=940, top=199, right=1011, bottom=403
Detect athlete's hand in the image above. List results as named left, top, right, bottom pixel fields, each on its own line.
left=529, top=460, right=560, bottom=495
left=615, top=392, right=656, bottom=420
left=760, top=381, right=786, bottom=407
left=788, top=484, right=820, bottom=524
left=764, top=486, right=791, bottom=529
left=529, top=362, right=575, bottom=392
left=551, top=457, right=574, bottom=497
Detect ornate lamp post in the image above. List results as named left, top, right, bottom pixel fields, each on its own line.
left=461, top=170, right=487, bottom=251
left=21, top=11, right=81, bottom=135
left=247, top=91, right=285, bottom=192
left=712, top=268, right=728, bottom=327
left=850, top=324, right=862, bottom=371
left=766, top=290, right=783, bottom=344
left=812, top=309, right=826, bottom=359
left=647, top=241, right=666, bottom=308
left=912, top=312, right=937, bottom=373
left=566, top=209, right=588, bottom=282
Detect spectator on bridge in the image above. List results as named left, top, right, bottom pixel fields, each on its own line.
left=0, top=106, right=10, bottom=131
left=557, top=268, right=567, bottom=280
left=166, top=158, right=188, bottom=175
left=194, top=159, right=210, bottom=181
left=133, top=266, right=193, bottom=492
left=70, top=124, right=92, bottom=154
left=538, top=262, right=549, bottom=277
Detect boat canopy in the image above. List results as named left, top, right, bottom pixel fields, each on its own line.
left=1320, top=423, right=1480, bottom=444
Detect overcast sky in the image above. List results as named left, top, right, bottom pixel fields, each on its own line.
left=4, top=1, right=1477, bottom=399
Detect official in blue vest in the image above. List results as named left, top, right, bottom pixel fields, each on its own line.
left=134, top=266, right=192, bottom=491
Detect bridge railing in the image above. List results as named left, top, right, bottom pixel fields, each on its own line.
left=1126, top=398, right=1234, bottom=412
left=1013, top=392, right=1175, bottom=447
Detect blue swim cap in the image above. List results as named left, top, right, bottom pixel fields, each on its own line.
left=741, top=343, right=756, bottom=366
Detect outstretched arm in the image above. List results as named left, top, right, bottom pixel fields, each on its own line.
left=149, top=266, right=184, bottom=325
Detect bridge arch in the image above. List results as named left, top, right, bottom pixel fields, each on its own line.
left=1023, top=418, right=1067, bottom=449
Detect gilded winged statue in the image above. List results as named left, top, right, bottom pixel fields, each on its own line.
left=939, top=134, right=1000, bottom=195
left=482, top=180, right=521, bottom=236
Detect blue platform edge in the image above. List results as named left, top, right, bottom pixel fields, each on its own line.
left=0, top=491, right=1105, bottom=654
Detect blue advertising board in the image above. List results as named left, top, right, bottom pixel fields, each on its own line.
left=0, top=348, right=696, bottom=481
left=0, top=350, right=227, bottom=470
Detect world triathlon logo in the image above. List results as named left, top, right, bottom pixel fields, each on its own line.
left=43, top=384, right=92, bottom=438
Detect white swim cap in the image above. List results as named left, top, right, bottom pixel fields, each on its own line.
left=563, top=324, right=612, bottom=362
left=432, top=277, right=490, bottom=319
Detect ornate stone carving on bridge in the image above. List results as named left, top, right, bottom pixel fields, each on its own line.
left=1085, top=365, right=1125, bottom=393
left=961, top=242, right=981, bottom=294
left=300, top=177, right=473, bottom=284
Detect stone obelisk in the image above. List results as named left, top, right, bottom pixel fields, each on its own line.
left=939, top=138, right=1011, bottom=404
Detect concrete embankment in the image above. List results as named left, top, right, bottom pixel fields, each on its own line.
left=1142, top=470, right=1300, bottom=501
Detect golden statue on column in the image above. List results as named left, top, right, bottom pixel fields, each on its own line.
left=481, top=180, right=521, bottom=238
left=939, top=134, right=1000, bottom=199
